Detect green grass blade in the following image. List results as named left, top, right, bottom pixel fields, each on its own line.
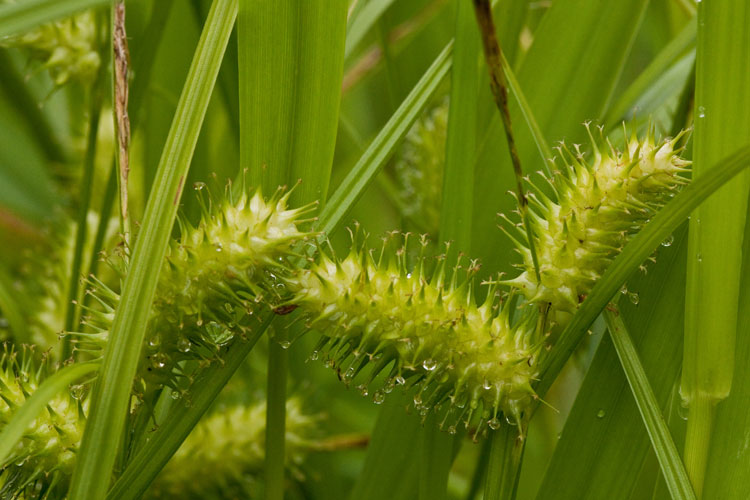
left=0, top=49, right=66, bottom=162
left=702, top=205, right=750, bottom=498
left=320, top=40, right=452, bottom=235
left=68, top=1, right=238, bottom=498
left=605, top=308, right=695, bottom=500
left=605, top=19, right=696, bottom=129
left=348, top=393, right=422, bottom=500
left=681, top=2, right=750, bottom=494
left=345, top=0, right=398, bottom=60
left=238, top=0, right=346, bottom=202
left=0, top=362, right=99, bottom=467
left=500, top=52, right=552, bottom=176
left=0, top=0, right=108, bottom=38
left=537, top=228, right=688, bottom=500
left=537, top=144, right=750, bottom=398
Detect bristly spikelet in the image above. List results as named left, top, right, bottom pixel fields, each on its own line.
left=146, top=398, right=315, bottom=499
left=0, top=347, right=87, bottom=499
left=73, top=188, right=315, bottom=400
left=0, top=5, right=100, bottom=85
left=504, top=125, right=690, bottom=315
left=395, top=98, right=448, bottom=234
left=284, top=232, right=540, bottom=436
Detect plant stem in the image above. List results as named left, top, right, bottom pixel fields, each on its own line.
left=683, top=396, right=714, bottom=498
left=265, top=326, right=288, bottom=500
left=471, top=0, right=540, bottom=283
left=483, top=424, right=524, bottom=500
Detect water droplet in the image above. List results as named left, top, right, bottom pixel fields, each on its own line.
left=279, top=340, right=291, bottom=350
left=697, top=253, right=703, bottom=263
left=422, top=359, right=437, bottom=371
left=148, top=334, right=161, bottom=350
left=620, top=284, right=628, bottom=295
left=628, top=292, right=639, bottom=305
left=309, top=350, right=319, bottom=361
left=344, top=367, right=355, bottom=380
left=488, top=417, right=501, bottom=430
left=596, top=409, right=606, bottom=419
left=395, top=375, right=406, bottom=385
left=203, top=321, right=233, bottom=346
left=677, top=402, right=689, bottom=421
left=151, top=353, right=169, bottom=370
left=661, top=234, right=674, bottom=247
left=483, top=379, right=492, bottom=390
left=70, top=384, right=85, bottom=400
left=193, top=182, right=206, bottom=190
left=413, top=394, right=423, bottom=406
left=697, top=106, right=706, bottom=118
left=170, top=390, right=181, bottom=400
left=357, top=384, right=369, bottom=396
left=447, top=425, right=457, bottom=435
left=177, top=338, right=191, bottom=353
left=215, top=243, right=223, bottom=252
left=373, top=391, right=385, bottom=404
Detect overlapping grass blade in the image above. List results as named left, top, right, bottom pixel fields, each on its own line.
left=604, top=308, right=695, bottom=500
left=681, top=3, right=750, bottom=495
left=68, top=1, right=238, bottom=497
left=538, top=229, right=687, bottom=499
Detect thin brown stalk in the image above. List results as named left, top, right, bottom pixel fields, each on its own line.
left=472, top=0, right=540, bottom=282
left=114, top=1, right=131, bottom=240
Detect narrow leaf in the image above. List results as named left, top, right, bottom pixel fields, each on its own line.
left=68, top=1, right=238, bottom=498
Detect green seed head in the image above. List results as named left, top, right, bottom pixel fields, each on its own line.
left=73, top=188, right=314, bottom=400
left=504, top=125, right=690, bottom=315
left=285, top=232, right=539, bottom=436
left=147, top=398, right=315, bottom=499
left=0, top=346, right=87, bottom=498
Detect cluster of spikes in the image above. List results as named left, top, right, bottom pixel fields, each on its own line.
left=281, top=229, right=542, bottom=438
left=0, top=4, right=100, bottom=86
left=502, top=124, right=690, bottom=322
left=69, top=186, right=316, bottom=402
left=147, top=398, right=316, bottom=499
left=0, top=346, right=87, bottom=499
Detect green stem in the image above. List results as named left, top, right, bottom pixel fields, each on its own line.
left=265, top=326, right=288, bottom=500
left=483, top=424, right=524, bottom=500
left=683, top=396, right=714, bottom=498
